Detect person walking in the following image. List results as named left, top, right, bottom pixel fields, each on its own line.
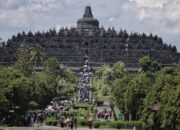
left=74, top=116, right=77, bottom=129
left=69, top=117, right=74, bottom=130
left=59, top=117, right=64, bottom=128
left=65, top=117, right=70, bottom=130
left=87, top=115, right=93, bottom=129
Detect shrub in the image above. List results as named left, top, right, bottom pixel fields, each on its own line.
left=78, top=118, right=88, bottom=126
left=100, top=120, right=111, bottom=128
left=108, top=120, right=144, bottom=129
left=93, top=120, right=101, bottom=128
left=45, top=117, right=52, bottom=125
left=45, top=117, right=57, bottom=126
left=116, top=121, right=122, bottom=129
left=102, top=87, right=109, bottom=96
left=78, top=110, right=90, bottom=118
left=74, top=103, right=90, bottom=108
left=109, top=121, right=116, bottom=128
left=52, top=120, right=58, bottom=126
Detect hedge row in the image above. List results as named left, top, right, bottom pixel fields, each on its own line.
left=45, top=116, right=144, bottom=129
left=78, top=119, right=144, bottom=129
left=109, top=121, right=144, bottom=129
left=45, top=117, right=58, bottom=126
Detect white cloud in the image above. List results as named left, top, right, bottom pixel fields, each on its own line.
left=131, top=0, right=169, bottom=9
left=108, top=17, right=115, bottom=22
left=29, top=0, right=61, bottom=12
left=0, top=7, right=28, bottom=28
left=139, top=9, right=149, bottom=20
left=0, top=0, right=27, bottom=9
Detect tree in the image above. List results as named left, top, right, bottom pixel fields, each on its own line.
left=142, top=65, right=180, bottom=130
left=139, top=56, right=160, bottom=73
left=8, top=75, right=34, bottom=116
left=112, top=73, right=152, bottom=120
left=56, top=64, right=77, bottom=99
left=42, top=58, right=77, bottom=101
left=14, top=43, right=32, bottom=76
left=112, top=75, right=131, bottom=113
left=0, top=56, right=78, bottom=124
left=0, top=66, right=35, bottom=119
left=43, top=57, right=59, bottom=76
left=93, top=64, right=113, bottom=97
left=112, top=61, right=125, bottom=79
left=30, top=44, right=44, bottom=69
left=94, top=61, right=125, bottom=97
left=0, top=38, right=4, bottom=61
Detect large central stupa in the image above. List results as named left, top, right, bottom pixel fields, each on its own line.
left=77, top=6, right=99, bottom=30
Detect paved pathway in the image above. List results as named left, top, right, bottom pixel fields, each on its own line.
left=5, top=126, right=118, bottom=130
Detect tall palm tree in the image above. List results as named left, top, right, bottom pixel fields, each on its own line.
left=95, top=64, right=114, bottom=83
left=30, top=44, right=44, bottom=69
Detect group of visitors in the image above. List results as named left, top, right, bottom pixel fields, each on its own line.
left=20, top=111, right=45, bottom=127
left=59, top=116, right=77, bottom=130
left=58, top=114, right=94, bottom=129
left=45, top=100, right=72, bottom=112
left=97, top=108, right=112, bottom=120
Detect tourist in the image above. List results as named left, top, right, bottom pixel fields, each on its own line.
left=65, top=117, right=70, bottom=129
left=69, top=117, right=74, bottom=130
left=59, top=117, right=64, bottom=128
left=87, top=115, right=93, bottom=129
left=74, top=116, right=77, bottom=129
left=109, top=111, right=112, bottom=119
left=105, top=113, right=109, bottom=120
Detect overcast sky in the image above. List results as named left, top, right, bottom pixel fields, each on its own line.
left=0, top=0, right=180, bottom=51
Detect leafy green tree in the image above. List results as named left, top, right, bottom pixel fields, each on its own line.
left=112, top=61, right=125, bottom=79
left=0, top=67, right=34, bottom=118
left=112, top=76, right=130, bottom=112
left=43, top=57, right=59, bottom=76
left=142, top=65, right=180, bottom=130
left=139, top=56, right=160, bottom=73
left=56, top=64, right=77, bottom=99
left=0, top=91, right=8, bottom=114
left=42, top=58, right=77, bottom=102
left=8, top=76, right=34, bottom=115
left=0, top=55, right=78, bottom=124
left=33, top=71, right=58, bottom=107
left=14, top=43, right=32, bottom=76
left=93, top=62, right=125, bottom=97
left=0, top=38, right=4, bottom=61
left=112, top=73, right=152, bottom=120
left=95, top=64, right=113, bottom=83
left=30, top=44, right=44, bottom=68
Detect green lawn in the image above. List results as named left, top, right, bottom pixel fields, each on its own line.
left=0, top=127, right=6, bottom=130
left=97, top=95, right=112, bottom=100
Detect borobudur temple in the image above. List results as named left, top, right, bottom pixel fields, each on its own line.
left=1, top=6, right=180, bottom=69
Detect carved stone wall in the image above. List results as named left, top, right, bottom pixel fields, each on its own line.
left=1, top=28, right=179, bottom=68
